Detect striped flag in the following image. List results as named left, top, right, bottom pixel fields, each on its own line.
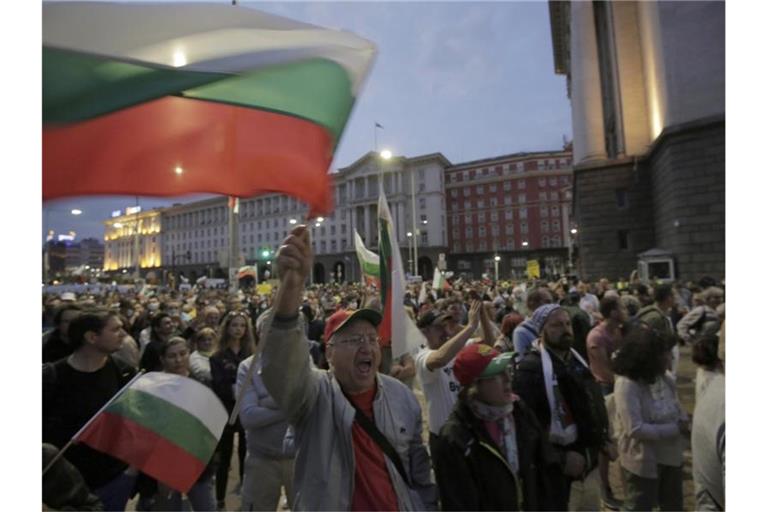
left=377, top=190, right=427, bottom=358
left=432, top=267, right=450, bottom=291
left=354, top=229, right=380, bottom=288
left=43, top=2, right=376, bottom=216
left=75, top=372, right=228, bottom=493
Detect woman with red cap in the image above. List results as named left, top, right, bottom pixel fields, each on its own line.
left=431, top=343, right=560, bottom=511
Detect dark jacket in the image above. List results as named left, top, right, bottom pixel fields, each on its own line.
left=210, top=347, right=250, bottom=413
left=42, top=329, right=73, bottom=364
left=432, top=399, right=560, bottom=511
left=514, top=347, right=609, bottom=475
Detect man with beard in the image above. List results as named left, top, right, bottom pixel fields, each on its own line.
left=514, top=304, right=611, bottom=511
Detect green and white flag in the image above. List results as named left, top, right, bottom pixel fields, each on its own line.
left=354, top=229, right=380, bottom=288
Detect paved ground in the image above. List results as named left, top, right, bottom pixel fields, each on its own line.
left=125, top=344, right=699, bottom=511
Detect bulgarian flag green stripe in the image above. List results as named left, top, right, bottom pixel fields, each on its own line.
left=75, top=372, right=228, bottom=494
left=43, top=2, right=376, bottom=216
left=354, top=229, right=380, bottom=287
left=44, top=48, right=355, bottom=145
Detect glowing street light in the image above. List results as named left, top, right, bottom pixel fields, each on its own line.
left=174, top=166, right=184, bottom=175
left=522, top=241, right=529, bottom=247
left=380, top=149, right=392, bottom=160
left=570, top=228, right=578, bottom=234
left=71, top=209, right=82, bottom=215
left=406, top=231, right=413, bottom=237
left=317, top=217, right=324, bottom=222
left=289, top=218, right=297, bottom=225
left=493, top=255, right=501, bottom=281
left=113, top=222, right=123, bottom=228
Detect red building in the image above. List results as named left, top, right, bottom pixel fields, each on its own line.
left=444, top=149, right=574, bottom=279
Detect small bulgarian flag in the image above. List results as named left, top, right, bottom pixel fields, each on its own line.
left=74, top=372, right=228, bottom=493
left=43, top=2, right=376, bottom=216
left=377, top=189, right=427, bottom=357
left=354, top=229, right=380, bottom=288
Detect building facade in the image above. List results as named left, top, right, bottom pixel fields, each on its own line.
left=445, top=151, right=574, bottom=279
left=103, top=208, right=163, bottom=273
left=549, top=0, right=725, bottom=280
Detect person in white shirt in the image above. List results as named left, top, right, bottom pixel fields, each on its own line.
left=415, top=301, right=481, bottom=457
left=189, top=326, right=216, bottom=387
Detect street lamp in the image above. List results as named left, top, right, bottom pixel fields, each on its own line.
left=380, top=149, right=392, bottom=160
left=174, top=166, right=184, bottom=175
left=494, top=255, right=501, bottom=282
left=522, top=241, right=529, bottom=247
left=570, top=228, right=578, bottom=235
left=289, top=218, right=297, bottom=225
left=71, top=209, right=82, bottom=216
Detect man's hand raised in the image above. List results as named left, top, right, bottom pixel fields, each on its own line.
left=274, top=225, right=313, bottom=317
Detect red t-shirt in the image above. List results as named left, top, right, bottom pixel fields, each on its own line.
left=348, top=387, right=400, bottom=511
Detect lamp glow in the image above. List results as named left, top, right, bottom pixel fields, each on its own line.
left=380, top=149, right=392, bottom=160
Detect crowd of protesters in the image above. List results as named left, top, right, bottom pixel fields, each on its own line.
left=42, top=226, right=725, bottom=512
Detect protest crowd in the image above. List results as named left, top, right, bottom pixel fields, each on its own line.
left=42, top=226, right=725, bottom=512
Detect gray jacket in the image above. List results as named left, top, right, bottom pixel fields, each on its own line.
left=237, top=354, right=294, bottom=459
left=261, top=314, right=437, bottom=511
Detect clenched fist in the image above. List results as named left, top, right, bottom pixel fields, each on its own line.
left=274, top=226, right=313, bottom=317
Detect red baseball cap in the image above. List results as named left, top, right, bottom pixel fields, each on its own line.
left=453, top=343, right=516, bottom=387
left=323, top=308, right=382, bottom=344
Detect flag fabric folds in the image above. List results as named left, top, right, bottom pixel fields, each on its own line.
left=75, top=372, right=228, bottom=493
left=43, top=2, right=376, bottom=216
left=377, top=189, right=427, bottom=358
left=354, top=229, right=381, bottom=288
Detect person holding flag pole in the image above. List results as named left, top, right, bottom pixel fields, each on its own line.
left=258, top=222, right=437, bottom=510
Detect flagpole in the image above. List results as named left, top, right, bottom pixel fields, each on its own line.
left=43, top=370, right=146, bottom=476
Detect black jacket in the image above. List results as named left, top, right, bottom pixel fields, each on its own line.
left=42, top=329, right=73, bottom=364
left=432, top=399, right=560, bottom=511
left=514, top=347, right=609, bottom=474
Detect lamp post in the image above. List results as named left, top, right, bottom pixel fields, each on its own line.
left=406, top=231, right=413, bottom=276
left=568, top=227, right=578, bottom=273
left=494, top=255, right=501, bottom=282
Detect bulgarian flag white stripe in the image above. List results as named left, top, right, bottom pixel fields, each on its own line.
left=354, top=229, right=380, bottom=287
left=377, top=189, right=426, bottom=358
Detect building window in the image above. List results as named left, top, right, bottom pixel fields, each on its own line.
left=463, top=188, right=470, bottom=197
left=465, top=227, right=473, bottom=237
left=331, top=240, right=337, bottom=252
left=539, top=192, right=548, bottom=201
left=542, top=236, right=549, bottom=248
left=463, top=170, right=470, bottom=181
left=491, top=225, right=499, bottom=236
left=521, top=222, right=528, bottom=234
left=538, top=160, right=546, bottom=170
left=561, top=175, right=570, bottom=185
left=541, top=220, right=550, bottom=232
left=519, top=207, right=528, bottom=219
left=504, top=210, right=513, bottom=221
left=464, top=213, right=472, bottom=223
left=490, top=197, right=498, bottom=207
left=550, top=192, right=558, bottom=201
left=452, top=229, right=460, bottom=240
left=451, top=189, right=458, bottom=198
left=549, top=177, right=558, bottom=186
left=504, top=196, right=513, bottom=206
left=478, top=212, right=486, bottom=222
left=516, top=162, right=525, bottom=172
left=320, top=241, right=326, bottom=253
left=552, top=235, right=561, bottom=246
left=419, top=183, right=426, bottom=192
left=505, top=225, right=514, bottom=235
left=453, top=215, right=460, bottom=225
left=477, top=200, right=485, bottom=209
left=478, top=241, right=487, bottom=251
left=518, top=180, right=526, bottom=190
left=551, top=205, right=560, bottom=216
left=489, top=183, right=497, bottom=193
left=540, top=206, right=549, bottom=217
left=490, top=211, right=499, bottom=221
left=503, top=181, right=512, bottom=191
left=463, top=200, right=471, bottom=210
left=419, top=198, right=427, bottom=210
left=476, top=185, right=484, bottom=194
left=616, top=188, right=628, bottom=209
left=518, top=193, right=526, bottom=204
left=618, top=230, right=629, bottom=250
left=538, top=177, right=546, bottom=187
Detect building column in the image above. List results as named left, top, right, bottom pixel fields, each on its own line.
left=570, top=0, right=608, bottom=164
left=364, top=205, right=371, bottom=246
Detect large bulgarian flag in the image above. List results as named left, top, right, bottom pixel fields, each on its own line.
left=43, top=2, right=376, bottom=216
left=377, top=189, right=427, bottom=357
left=354, top=229, right=380, bottom=288
left=74, top=372, right=228, bottom=493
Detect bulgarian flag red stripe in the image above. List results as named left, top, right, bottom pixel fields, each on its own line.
left=78, top=412, right=206, bottom=494
left=74, top=372, right=228, bottom=494
left=377, top=190, right=427, bottom=357
left=43, top=2, right=376, bottom=215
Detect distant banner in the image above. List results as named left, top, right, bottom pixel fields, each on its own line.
left=526, top=260, right=540, bottom=279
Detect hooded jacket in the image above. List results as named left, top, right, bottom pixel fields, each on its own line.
left=432, top=398, right=560, bottom=511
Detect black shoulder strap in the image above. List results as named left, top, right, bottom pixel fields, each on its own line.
left=344, top=394, right=410, bottom=486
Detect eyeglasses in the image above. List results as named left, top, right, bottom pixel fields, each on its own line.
left=331, top=334, right=381, bottom=348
